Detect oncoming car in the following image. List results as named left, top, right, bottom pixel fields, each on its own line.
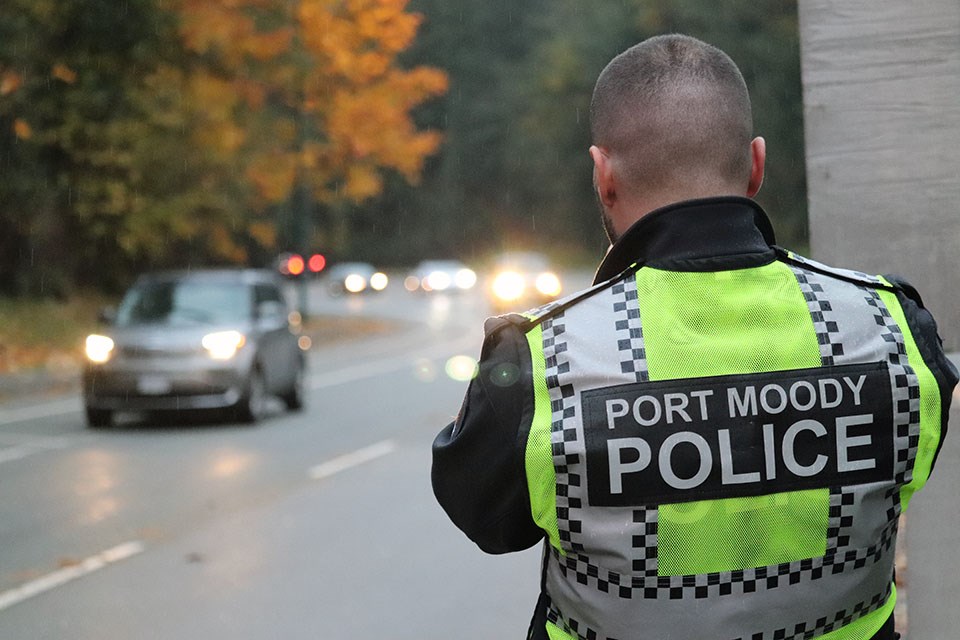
left=487, top=251, right=563, bottom=313
left=82, top=269, right=306, bottom=427
left=404, top=259, right=477, bottom=293
left=324, top=262, right=389, bottom=295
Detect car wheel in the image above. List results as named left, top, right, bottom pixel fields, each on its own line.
left=281, top=361, right=305, bottom=412
left=237, top=367, right=267, bottom=424
left=86, top=408, right=113, bottom=428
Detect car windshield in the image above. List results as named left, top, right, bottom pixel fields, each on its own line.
left=115, top=280, right=252, bottom=327
left=495, top=252, right=549, bottom=272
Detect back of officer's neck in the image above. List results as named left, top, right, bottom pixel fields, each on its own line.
left=615, top=184, right=748, bottom=237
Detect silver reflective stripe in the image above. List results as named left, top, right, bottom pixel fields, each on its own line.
left=545, top=546, right=893, bottom=640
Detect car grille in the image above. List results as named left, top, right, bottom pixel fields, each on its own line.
left=118, top=345, right=200, bottom=359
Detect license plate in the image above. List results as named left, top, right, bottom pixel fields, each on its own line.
left=137, top=375, right=172, bottom=395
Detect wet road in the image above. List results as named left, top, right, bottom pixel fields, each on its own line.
left=0, top=279, right=550, bottom=639
left=0, top=272, right=954, bottom=638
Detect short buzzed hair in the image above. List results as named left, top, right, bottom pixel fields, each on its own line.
left=590, top=34, right=753, bottom=192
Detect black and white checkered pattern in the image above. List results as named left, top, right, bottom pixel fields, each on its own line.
left=612, top=274, right=648, bottom=382
left=825, top=488, right=856, bottom=554
left=632, top=507, right=658, bottom=578
left=543, top=314, right=585, bottom=553
left=733, top=581, right=892, bottom=640
left=790, top=267, right=845, bottom=365
left=611, top=273, right=660, bottom=580
left=547, top=606, right=609, bottom=640
left=864, top=288, right=921, bottom=488
left=550, top=516, right=897, bottom=604
left=791, top=266, right=862, bottom=554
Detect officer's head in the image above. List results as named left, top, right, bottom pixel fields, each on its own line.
left=590, top=34, right=766, bottom=243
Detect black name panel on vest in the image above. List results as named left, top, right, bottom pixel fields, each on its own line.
left=582, top=362, right=894, bottom=506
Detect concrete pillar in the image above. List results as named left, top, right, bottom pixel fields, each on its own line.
left=799, top=4, right=960, bottom=638
left=798, top=0, right=960, bottom=351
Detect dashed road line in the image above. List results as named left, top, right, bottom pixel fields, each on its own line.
left=308, top=335, right=477, bottom=390
left=0, top=541, right=145, bottom=612
left=0, top=434, right=71, bottom=466
left=0, top=398, right=82, bottom=427
left=308, top=439, right=398, bottom=480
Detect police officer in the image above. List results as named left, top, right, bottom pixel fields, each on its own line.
left=432, top=34, right=957, bottom=640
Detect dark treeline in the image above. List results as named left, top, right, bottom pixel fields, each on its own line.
left=0, top=0, right=805, bottom=297
left=365, top=0, right=807, bottom=266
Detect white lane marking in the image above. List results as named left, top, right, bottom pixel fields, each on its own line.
left=0, top=434, right=71, bottom=466
left=308, top=335, right=477, bottom=390
left=0, top=541, right=145, bottom=612
left=0, top=397, right=82, bottom=426
left=309, top=439, right=398, bottom=481
left=0, top=446, right=49, bottom=465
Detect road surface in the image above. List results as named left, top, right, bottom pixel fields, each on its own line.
left=0, top=273, right=954, bottom=638
left=0, top=279, right=552, bottom=639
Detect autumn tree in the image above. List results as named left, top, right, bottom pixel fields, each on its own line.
left=176, top=0, right=448, bottom=257
left=0, top=0, right=175, bottom=295
left=0, top=0, right=445, bottom=297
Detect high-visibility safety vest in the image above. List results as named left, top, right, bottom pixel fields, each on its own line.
left=520, top=236, right=953, bottom=639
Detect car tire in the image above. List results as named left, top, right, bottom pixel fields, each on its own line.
left=281, top=361, right=305, bottom=412
left=86, top=408, right=113, bottom=428
left=237, top=367, right=267, bottom=424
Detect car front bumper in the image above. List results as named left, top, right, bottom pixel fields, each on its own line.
left=83, top=360, right=250, bottom=412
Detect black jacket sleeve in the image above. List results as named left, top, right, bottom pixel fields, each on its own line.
left=431, top=317, right=544, bottom=554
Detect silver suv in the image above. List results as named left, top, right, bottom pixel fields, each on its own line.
left=82, top=269, right=306, bottom=427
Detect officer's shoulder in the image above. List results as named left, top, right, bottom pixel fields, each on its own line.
left=775, top=248, right=908, bottom=294
left=484, top=275, right=625, bottom=338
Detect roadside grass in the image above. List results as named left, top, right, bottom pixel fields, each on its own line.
left=0, top=294, right=110, bottom=374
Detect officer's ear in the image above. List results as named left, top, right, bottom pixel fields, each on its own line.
left=746, top=136, right=766, bottom=197
left=590, top=145, right=617, bottom=209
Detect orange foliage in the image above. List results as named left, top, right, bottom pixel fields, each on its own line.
left=0, top=69, right=22, bottom=96
left=51, top=63, right=77, bottom=84
left=172, top=0, right=447, bottom=206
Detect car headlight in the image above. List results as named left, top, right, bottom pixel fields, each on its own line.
left=344, top=274, right=367, bottom=293
left=202, top=330, right=246, bottom=360
left=454, top=268, right=477, bottom=290
left=492, top=271, right=525, bottom=301
left=85, top=334, right=115, bottom=364
left=425, top=270, right=452, bottom=291
left=369, top=272, right=389, bottom=291
left=535, top=272, right=562, bottom=297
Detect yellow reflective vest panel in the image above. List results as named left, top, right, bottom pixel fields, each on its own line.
left=521, top=248, right=954, bottom=640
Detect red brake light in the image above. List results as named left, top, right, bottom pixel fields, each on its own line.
left=287, top=254, right=305, bottom=276
left=308, top=254, right=326, bottom=273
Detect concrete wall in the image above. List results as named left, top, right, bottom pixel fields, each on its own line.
left=799, top=4, right=960, bottom=638
left=798, top=0, right=960, bottom=351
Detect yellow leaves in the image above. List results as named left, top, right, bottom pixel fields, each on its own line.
left=248, top=221, right=277, bottom=249
left=343, top=164, right=382, bottom=201
left=13, top=119, right=32, bottom=140
left=0, top=70, right=23, bottom=96
left=177, top=0, right=291, bottom=66
left=51, top=63, right=77, bottom=84
left=323, top=65, right=446, bottom=175
left=247, top=152, right=297, bottom=202
left=299, top=0, right=422, bottom=82
left=185, top=72, right=249, bottom=153
left=170, top=0, right=447, bottom=209
left=245, top=27, right=294, bottom=61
